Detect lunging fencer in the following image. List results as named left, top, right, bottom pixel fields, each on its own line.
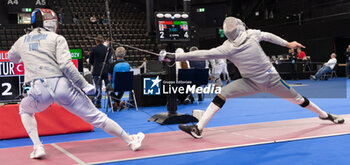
left=8, top=8, right=145, bottom=159
left=163, top=17, right=345, bottom=139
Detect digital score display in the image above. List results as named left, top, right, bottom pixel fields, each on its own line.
left=155, top=12, right=191, bottom=43
left=158, top=21, right=189, bottom=41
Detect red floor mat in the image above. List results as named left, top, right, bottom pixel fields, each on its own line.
left=0, top=103, right=93, bottom=139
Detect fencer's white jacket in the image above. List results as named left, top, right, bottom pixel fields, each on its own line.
left=176, top=29, right=287, bottom=83
left=8, top=28, right=88, bottom=89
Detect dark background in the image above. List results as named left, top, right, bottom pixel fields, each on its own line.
left=137, top=0, right=350, bottom=64
left=1, top=0, right=350, bottom=64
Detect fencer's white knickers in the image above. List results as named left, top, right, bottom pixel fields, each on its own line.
left=20, top=77, right=108, bottom=128
left=220, top=67, right=304, bottom=103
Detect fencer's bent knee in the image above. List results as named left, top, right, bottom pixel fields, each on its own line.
left=19, top=94, right=41, bottom=114
left=212, top=95, right=226, bottom=108
left=299, top=96, right=310, bottom=107
left=19, top=107, right=35, bottom=116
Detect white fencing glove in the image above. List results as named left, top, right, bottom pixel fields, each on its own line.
left=159, top=49, right=175, bottom=62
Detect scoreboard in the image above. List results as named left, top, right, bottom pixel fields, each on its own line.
left=0, top=49, right=83, bottom=102
left=155, top=12, right=190, bottom=43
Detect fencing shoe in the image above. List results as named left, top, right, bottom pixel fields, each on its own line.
left=178, top=124, right=202, bottom=139
left=30, top=145, right=46, bottom=159
left=128, top=132, right=145, bottom=151
left=319, top=113, right=345, bottom=124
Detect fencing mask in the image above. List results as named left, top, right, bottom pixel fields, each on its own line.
left=223, top=17, right=247, bottom=46
left=189, top=46, right=199, bottom=52
left=31, top=8, right=59, bottom=33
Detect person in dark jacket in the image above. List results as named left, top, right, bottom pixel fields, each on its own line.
left=345, top=45, right=350, bottom=79
left=288, top=48, right=298, bottom=80
left=89, top=35, right=110, bottom=108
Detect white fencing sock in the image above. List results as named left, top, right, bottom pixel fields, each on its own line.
left=305, top=102, right=328, bottom=118
left=286, top=97, right=328, bottom=118
left=197, top=102, right=221, bottom=130
left=102, top=118, right=132, bottom=143
left=20, top=113, right=42, bottom=147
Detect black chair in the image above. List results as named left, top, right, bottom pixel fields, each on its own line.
left=178, top=69, right=209, bottom=104
left=106, top=71, right=138, bottom=112
left=322, top=64, right=337, bottom=80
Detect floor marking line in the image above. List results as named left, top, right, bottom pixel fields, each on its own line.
left=230, top=132, right=271, bottom=141
left=51, top=143, right=88, bottom=165
left=216, top=129, right=272, bottom=141
left=274, top=132, right=350, bottom=143
left=86, top=131, right=350, bottom=164
left=86, top=141, right=275, bottom=165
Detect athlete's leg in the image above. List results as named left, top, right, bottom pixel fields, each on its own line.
left=179, top=78, right=261, bottom=138
left=268, top=77, right=344, bottom=123
left=198, top=78, right=260, bottom=130
left=222, top=63, right=230, bottom=82
left=315, top=66, right=331, bottom=80
left=212, top=64, right=224, bottom=87
left=196, top=94, right=226, bottom=130
left=93, top=75, right=102, bottom=107
left=19, top=80, right=54, bottom=158
left=53, top=77, right=144, bottom=149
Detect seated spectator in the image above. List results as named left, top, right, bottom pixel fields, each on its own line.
left=90, top=15, right=97, bottom=24
left=297, top=48, right=307, bottom=60
left=73, top=12, right=79, bottom=24
left=58, top=8, right=64, bottom=24
left=108, top=47, right=130, bottom=110
left=310, top=53, right=337, bottom=80
left=101, top=15, right=108, bottom=24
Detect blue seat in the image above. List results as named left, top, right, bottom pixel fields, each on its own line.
left=106, top=71, right=138, bottom=112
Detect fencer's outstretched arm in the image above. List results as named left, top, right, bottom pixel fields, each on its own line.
left=260, top=31, right=305, bottom=49
left=176, top=44, right=230, bottom=61
left=56, top=36, right=89, bottom=89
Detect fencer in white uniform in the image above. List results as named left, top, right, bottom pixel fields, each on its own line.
left=8, top=9, right=144, bottom=159
left=209, top=58, right=230, bottom=86
left=167, top=17, right=345, bottom=139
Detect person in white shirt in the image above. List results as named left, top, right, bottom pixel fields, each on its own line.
left=310, top=53, right=337, bottom=80
left=209, top=58, right=230, bottom=86
left=90, top=15, right=97, bottom=24
left=8, top=9, right=144, bottom=159
left=163, top=17, right=344, bottom=139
